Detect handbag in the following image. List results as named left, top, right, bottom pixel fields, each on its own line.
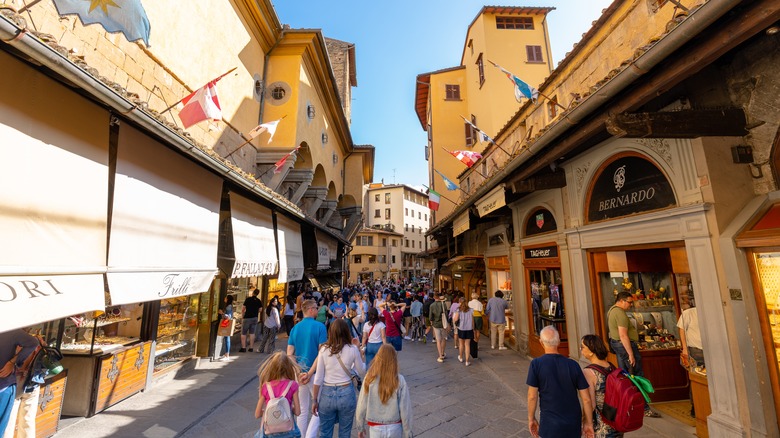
left=336, top=353, right=361, bottom=394
left=387, top=310, right=406, bottom=336
left=440, top=302, right=449, bottom=330
left=217, top=317, right=236, bottom=337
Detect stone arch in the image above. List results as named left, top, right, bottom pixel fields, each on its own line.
left=294, top=142, right=313, bottom=171
left=312, top=164, right=327, bottom=187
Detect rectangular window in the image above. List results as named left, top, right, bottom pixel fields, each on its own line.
left=385, top=208, right=391, bottom=219
left=381, top=238, right=387, bottom=247
left=353, top=255, right=362, bottom=263
left=405, top=239, right=409, bottom=248
left=445, top=84, right=460, bottom=100
left=548, top=96, right=558, bottom=119
left=374, top=194, right=380, bottom=202
left=425, top=214, right=428, bottom=221
left=496, top=16, right=534, bottom=30
left=412, top=241, right=415, bottom=248
left=526, top=45, right=544, bottom=63
left=405, top=208, right=408, bottom=216
left=392, top=255, right=396, bottom=263
left=465, top=122, right=475, bottom=147
left=378, top=255, right=386, bottom=264
left=392, top=239, right=397, bottom=247
left=374, top=209, right=380, bottom=218
left=367, top=236, right=373, bottom=246
left=419, top=229, right=422, bottom=235
left=477, top=53, right=485, bottom=86
left=405, top=224, right=408, bottom=231
left=411, top=225, right=415, bottom=232
left=385, top=193, right=391, bottom=204
left=418, top=212, right=421, bottom=219
left=368, top=255, right=376, bottom=264
left=411, top=209, right=414, bottom=217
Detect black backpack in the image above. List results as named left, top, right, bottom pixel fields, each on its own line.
left=22, top=346, right=64, bottom=391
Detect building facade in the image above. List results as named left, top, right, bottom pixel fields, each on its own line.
left=418, top=1, right=780, bottom=437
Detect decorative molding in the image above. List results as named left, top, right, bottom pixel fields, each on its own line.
left=635, top=138, right=672, bottom=165
left=575, top=161, right=591, bottom=192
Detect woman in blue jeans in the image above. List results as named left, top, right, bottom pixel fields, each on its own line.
left=311, top=319, right=366, bottom=438
left=361, top=308, right=386, bottom=369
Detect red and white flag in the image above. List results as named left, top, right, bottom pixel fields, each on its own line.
left=449, top=150, right=483, bottom=168
left=273, top=146, right=300, bottom=174
left=249, top=118, right=283, bottom=144
left=177, top=69, right=235, bottom=129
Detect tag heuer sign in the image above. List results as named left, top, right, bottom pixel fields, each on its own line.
left=587, top=155, right=676, bottom=223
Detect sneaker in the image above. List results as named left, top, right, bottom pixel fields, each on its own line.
left=404, top=336, right=411, bottom=340
left=645, top=410, right=661, bottom=418
left=422, top=338, right=427, bottom=344
left=238, top=348, right=246, bottom=353
left=442, top=353, right=447, bottom=359
left=498, top=346, right=507, bottom=350
left=465, top=362, right=471, bottom=367
left=457, top=355, right=463, bottom=363
left=491, top=346, right=495, bottom=350
left=437, top=357, right=444, bottom=363
left=248, top=348, right=254, bottom=352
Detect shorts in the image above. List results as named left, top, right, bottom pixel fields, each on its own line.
left=242, top=317, right=258, bottom=335
left=474, top=316, right=483, bottom=331
left=457, top=329, right=474, bottom=340
left=387, top=336, right=403, bottom=351
left=433, top=327, right=446, bottom=342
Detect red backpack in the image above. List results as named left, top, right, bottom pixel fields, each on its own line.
left=587, top=364, right=645, bottom=433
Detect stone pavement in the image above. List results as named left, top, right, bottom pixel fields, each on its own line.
left=54, top=335, right=697, bottom=437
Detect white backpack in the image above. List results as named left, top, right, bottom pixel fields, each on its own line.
left=263, top=380, right=295, bottom=434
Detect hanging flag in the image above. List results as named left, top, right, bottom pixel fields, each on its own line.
left=273, top=146, right=300, bottom=174
left=489, top=60, right=539, bottom=103
left=248, top=118, right=283, bottom=144
left=448, top=149, right=483, bottom=168
left=177, top=69, right=235, bottom=129
left=434, top=169, right=459, bottom=191
left=52, top=0, right=151, bottom=46
left=428, top=189, right=441, bottom=211
left=461, top=116, right=495, bottom=144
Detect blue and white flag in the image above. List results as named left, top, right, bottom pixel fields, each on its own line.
left=53, top=0, right=151, bottom=46
left=461, top=116, right=495, bottom=144
left=489, top=60, right=539, bottom=103
left=434, top=169, right=459, bottom=191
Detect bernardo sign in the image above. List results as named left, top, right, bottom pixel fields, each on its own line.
left=587, top=155, right=676, bottom=223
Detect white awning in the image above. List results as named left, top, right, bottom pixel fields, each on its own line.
left=315, top=230, right=338, bottom=270
left=476, top=184, right=506, bottom=217
left=107, top=126, right=221, bottom=305
left=453, top=211, right=471, bottom=236
left=0, top=59, right=109, bottom=333
left=276, top=215, right=304, bottom=284
left=228, top=192, right=277, bottom=278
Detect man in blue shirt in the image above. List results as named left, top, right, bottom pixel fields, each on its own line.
left=485, top=290, right=510, bottom=350
left=287, top=299, right=327, bottom=437
left=526, top=326, right=594, bottom=438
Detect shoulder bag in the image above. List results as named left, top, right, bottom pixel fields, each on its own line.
left=440, top=302, right=449, bottom=330
left=336, top=351, right=361, bottom=394
left=388, top=310, right=406, bottom=336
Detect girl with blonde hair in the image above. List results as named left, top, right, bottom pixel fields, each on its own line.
left=453, top=297, right=475, bottom=366
left=254, top=352, right=302, bottom=438
left=355, top=344, right=413, bottom=438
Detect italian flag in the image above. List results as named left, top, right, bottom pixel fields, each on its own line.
left=428, top=189, right=441, bottom=211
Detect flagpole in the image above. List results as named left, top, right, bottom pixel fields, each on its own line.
left=256, top=146, right=300, bottom=180
left=18, top=0, right=44, bottom=13
left=160, top=67, right=237, bottom=115
left=459, top=115, right=514, bottom=157
left=225, top=115, right=287, bottom=159
left=434, top=168, right=469, bottom=196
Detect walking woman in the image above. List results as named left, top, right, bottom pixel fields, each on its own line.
left=453, top=297, right=474, bottom=366
left=258, top=296, right=282, bottom=353
left=581, top=334, right=623, bottom=438
left=355, top=344, right=413, bottom=438
left=283, top=295, right=295, bottom=336
left=312, top=319, right=366, bottom=438
left=380, top=301, right=406, bottom=352
left=218, top=295, right=234, bottom=361
left=361, top=308, right=386, bottom=369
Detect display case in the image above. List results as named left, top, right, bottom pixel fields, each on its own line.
left=59, top=304, right=142, bottom=355
left=154, top=295, right=199, bottom=373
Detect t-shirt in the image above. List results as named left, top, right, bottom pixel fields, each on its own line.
left=526, top=354, right=590, bottom=438
left=677, top=307, right=702, bottom=349
left=468, top=299, right=484, bottom=317
left=243, top=296, right=263, bottom=319
left=410, top=301, right=423, bottom=317
left=607, top=305, right=638, bottom=342
left=363, top=321, right=385, bottom=344
left=287, top=317, right=328, bottom=371
left=316, top=305, right=328, bottom=323
left=261, top=378, right=299, bottom=406
left=330, top=302, right=347, bottom=318
left=383, top=309, right=404, bottom=337
left=486, top=297, right=509, bottom=324
left=457, top=307, right=474, bottom=331
left=428, top=300, right=447, bottom=329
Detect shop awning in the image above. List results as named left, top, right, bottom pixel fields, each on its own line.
left=453, top=211, right=471, bottom=236
left=228, top=192, right=278, bottom=278
left=315, top=230, right=339, bottom=270
left=106, top=126, right=221, bottom=305
left=0, top=63, right=109, bottom=333
left=442, top=255, right=483, bottom=268
left=476, top=184, right=507, bottom=217
left=309, top=275, right=341, bottom=291
left=276, top=214, right=304, bottom=284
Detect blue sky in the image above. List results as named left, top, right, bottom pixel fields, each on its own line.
left=273, top=1, right=613, bottom=188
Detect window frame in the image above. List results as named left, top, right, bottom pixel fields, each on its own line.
left=445, top=84, right=461, bottom=100
left=477, top=53, right=485, bottom=87
left=526, top=45, right=544, bottom=63
left=496, top=16, right=534, bottom=30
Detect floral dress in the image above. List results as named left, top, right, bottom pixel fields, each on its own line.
left=590, top=365, right=624, bottom=438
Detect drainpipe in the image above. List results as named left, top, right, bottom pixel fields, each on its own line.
left=428, top=0, right=744, bottom=234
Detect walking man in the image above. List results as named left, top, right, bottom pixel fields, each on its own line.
left=287, top=299, right=327, bottom=437
left=608, top=291, right=661, bottom=417
left=485, top=290, right=509, bottom=350
left=527, top=326, right=594, bottom=438
left=240, top=288, right=263, bottom=352
left=428, top=292, right=448, bottom=362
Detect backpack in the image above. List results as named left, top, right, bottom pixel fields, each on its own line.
left=587, top=364, right=645, bottom=433
left=263, top=380, right=295, bottom=434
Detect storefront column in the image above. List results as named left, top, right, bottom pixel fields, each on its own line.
left=565, top=233, right=595, bottom=361
left=557, top=236, right=583, bottom=358
left=510, top=244, right=529, bottom=353
left=686, top=235, right=744, bottom=437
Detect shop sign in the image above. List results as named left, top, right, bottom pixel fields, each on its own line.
left=587, top=155, right=676, bottom=223
left=524, top=245, right=558, bottom=259
left=230, top=261, right=278, bottom=278
left=476, top=185, right=506, bottom=217
left=525, top=208, right=557, bottom=236
left=453, top=211, right=470, bottom=236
